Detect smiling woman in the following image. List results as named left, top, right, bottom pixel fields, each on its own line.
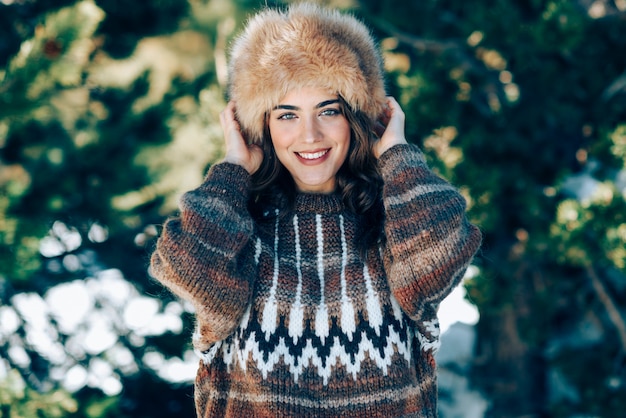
left=266, top=88, right=351, bottom=193
left=150, top=3, right=482, bottom=417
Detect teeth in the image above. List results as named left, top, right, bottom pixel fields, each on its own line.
left=298, top=150, right=328, bottom=160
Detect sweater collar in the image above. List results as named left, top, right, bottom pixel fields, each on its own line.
left=294, top=193, right=343, bottom=214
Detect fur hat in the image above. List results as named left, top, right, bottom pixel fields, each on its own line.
left=227, top=2, right=387, bottom=144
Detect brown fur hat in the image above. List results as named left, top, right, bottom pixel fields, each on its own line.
left=227, top=2, right=387, bottom=144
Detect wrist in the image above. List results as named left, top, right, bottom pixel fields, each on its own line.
left=221, top=156, right=253, bottom=174
left=375, top=137, right=408, bottom=159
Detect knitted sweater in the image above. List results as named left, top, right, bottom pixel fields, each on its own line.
left=151, top=144, right=482, bottom=417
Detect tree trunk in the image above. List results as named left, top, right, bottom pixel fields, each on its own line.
left=474, top=306, right=547, bottom=417
left=473, top=242, right=548, bottom=417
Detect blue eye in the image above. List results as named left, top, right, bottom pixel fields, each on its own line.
left=320, top=108, right=340, bottom=116
left=277, top=113, right=296, bottom=120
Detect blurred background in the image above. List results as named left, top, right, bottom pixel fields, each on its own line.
left=0, top=0, right=625, bottom=417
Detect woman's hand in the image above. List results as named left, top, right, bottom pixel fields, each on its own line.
left=373, top=97, right=408, bottom=159
left=220, top=101, right=263, bottom=174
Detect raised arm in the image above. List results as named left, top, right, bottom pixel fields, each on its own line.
left=150, top=166, right=258, bottom=350
left=376, top=98, right=482, bottom=322
left=151, top=101, right=264, bottom=351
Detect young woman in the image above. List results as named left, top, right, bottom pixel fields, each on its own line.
left=151, top=3, right=482, bottom=417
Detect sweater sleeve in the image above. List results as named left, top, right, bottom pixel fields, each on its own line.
left=150, top=162, right=257, bottom=350
left=378, top=144, right=482, bottom=322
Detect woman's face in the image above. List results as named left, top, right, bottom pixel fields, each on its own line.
left=268, top=87, right=351, bottom=193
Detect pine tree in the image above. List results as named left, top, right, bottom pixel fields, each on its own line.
left=0, top=0, right=229, bottom=415
left=1, top=0, right=625, bottom=416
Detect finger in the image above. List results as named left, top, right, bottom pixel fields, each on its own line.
left=386, top=96, right=399, bottom=107
left=221, top=103, right=243, bottom=149
left=386, top=97, right=405, bottom=121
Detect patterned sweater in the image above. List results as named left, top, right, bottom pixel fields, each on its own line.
left=151, top=144, right=482, bottom=417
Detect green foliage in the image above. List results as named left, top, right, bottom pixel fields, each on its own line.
left=550, top=342, right=626, bottom=418
left=0, top=369, right=78, bottom=417
left=96, top=0, right=189, bottom=57
left=0, top=0, right=223, bottom=415
left=0, top=0, right=224, bottom=284
left=551, top=189, right=626, bottom=268
left=1, top=0, right=625, bottom=416
left=360, top=0, right=626, bottom=414
left=1, top=1, right=104, bottom=118
left=0, top=1, right=105, bottom=281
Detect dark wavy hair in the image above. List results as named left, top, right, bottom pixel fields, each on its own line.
left=248, top=96, right=385, bottom=257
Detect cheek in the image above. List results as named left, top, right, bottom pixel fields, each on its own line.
left=269, top=135, right=295, bottom=169
left=337, top=125, right=352, bottom=150
left=271, top=138, right=290, bottom=156
left=268, top=135, right=284, bottom=154
left=268, top=124, right=291, bottom=149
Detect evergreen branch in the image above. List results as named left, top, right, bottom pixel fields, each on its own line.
left=601, top=71, right=626, bottom=101
left=586, top=263, right=626, bottom=352
left=369, top=17, right=461, bottom=54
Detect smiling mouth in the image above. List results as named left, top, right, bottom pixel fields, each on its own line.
left=296, top=149, right=329, bottom=160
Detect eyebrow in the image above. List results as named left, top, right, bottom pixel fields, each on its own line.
left=272, top=99, right=340, bottom=111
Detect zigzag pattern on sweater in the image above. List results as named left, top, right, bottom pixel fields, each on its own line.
left=198, top=301, right=419, bottom=385
left=196, top=211, right=441, bottom=385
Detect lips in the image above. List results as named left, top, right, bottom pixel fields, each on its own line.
left=296, top=149, right=329, bottom=160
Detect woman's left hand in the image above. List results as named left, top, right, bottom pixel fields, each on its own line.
left=373, top=96, right=408, bottom=159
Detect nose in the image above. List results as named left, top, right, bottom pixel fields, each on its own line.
left=302, top=114, right=321, bottom=143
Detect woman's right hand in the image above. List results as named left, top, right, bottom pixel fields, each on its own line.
left=219, top=101, right=263, bottom=174
left=372, top=97, right=408, bottom=159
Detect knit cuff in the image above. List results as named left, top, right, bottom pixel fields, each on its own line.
left=377, top=143, right=428, bottom=182
left=198, top=162, right=251, bottom=213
